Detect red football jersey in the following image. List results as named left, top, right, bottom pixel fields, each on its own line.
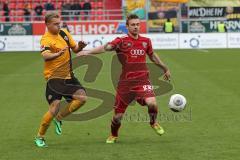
left=109, top=34, right=154, bottom=81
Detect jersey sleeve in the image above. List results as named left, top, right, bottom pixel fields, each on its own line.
left=40, top=37, right=51, bottom=54
left=108, top=37, right=122, bottom=50
left=147, top=38, right=154, bottom=56
left=63, top=29, right=77, bottom=48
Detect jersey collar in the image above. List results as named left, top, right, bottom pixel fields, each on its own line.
left=128, top=33, right=140, bottom=40
left=46, top=30, right=59, bottom=37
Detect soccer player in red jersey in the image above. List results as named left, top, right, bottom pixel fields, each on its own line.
left=78, top=14, right=171, bottom=143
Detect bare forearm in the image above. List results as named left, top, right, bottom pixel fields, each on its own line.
left=72, top=45, right=81, bottom=53
left=150, top=53, right=168, bottom=71
left=89, top=43, right=114, bottom=54
left=42, top=47, right=67, bottom=60
left=77, top=43, right=114, bottom=56
left=149, top=52, right=171, bottom=80
left=89, top=45, right=106, bottom=54
left=42, top=52, right=60, bottom=61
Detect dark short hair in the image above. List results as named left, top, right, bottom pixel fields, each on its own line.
left=126, top=14, right=139, bottom=25
left=45, top=11, right=60, bottom=24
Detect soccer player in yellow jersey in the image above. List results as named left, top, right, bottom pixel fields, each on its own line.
left=35, top=12, right=87, bottom=147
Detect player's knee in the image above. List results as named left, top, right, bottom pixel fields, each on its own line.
left=49, top=108, right=58, bottom=116
left=74, top=94, right=87, bottom=104
left=49, top=101, right=61, bottom=116
left=145, top=97, right=157, bottom=108
left=73, top=89, right=87, bottom=103
left=147, top=101, right=157, bottom=108
left=78, top=95, right=87, bottom=105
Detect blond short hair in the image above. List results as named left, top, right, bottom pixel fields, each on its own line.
left=45, top=11, right=60, bottom=24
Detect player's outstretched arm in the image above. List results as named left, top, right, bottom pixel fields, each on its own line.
left=41, top=47, right=68, bottom=61
left=149, top=53, right=171, bottom=81
left=72, top=41, right=87, bottom=53
left=76, top=43, right=114, bottom=56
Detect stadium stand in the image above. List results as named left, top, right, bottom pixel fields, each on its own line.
left=0, top=0, right=123, bottom=22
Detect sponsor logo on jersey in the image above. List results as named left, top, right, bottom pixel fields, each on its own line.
left=130, top=49, right=145, bottom=56
left=40, top=45, right=45, bottom=52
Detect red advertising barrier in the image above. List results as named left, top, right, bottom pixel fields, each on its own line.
left=32, top=21, right=147, bottom=35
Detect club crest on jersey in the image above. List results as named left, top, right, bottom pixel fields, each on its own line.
left=40, top=45, right=45, bottom=52
left=142, top=42, right=147, bottom=48
left=48, top=95, right=52, bottom=100
left=122, top=41, right=132, bottom=49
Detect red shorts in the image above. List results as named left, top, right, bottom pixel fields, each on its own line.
left=114, top=80, right=155, bottom=114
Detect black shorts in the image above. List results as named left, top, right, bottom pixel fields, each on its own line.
left=45, top=77, right=85, bottom=104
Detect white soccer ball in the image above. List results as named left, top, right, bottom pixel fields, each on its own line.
left=168, top=94, right=187, bottom=112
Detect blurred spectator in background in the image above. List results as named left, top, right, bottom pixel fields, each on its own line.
left=163, top=18, right=174, bottom=33
left=44, top=0, right=55, bottom=11
left=71, top=0, right=81, bottom=20
left=62, top=22, right=70, bottom=32
left=3, top=2, right=9, bottom=21
left=0, top=2, right=3, bottom=17
left=124, top=0, right=146, bottom=19
left=0, top=2, right=2, bottom=11
left=69, top=1, right=75, bottom=20
left=23, top=3, right=31, bottom=21
left=217, top=21, right=227, bottom=33
left=35, top=3, right=43, bottom=21
left=181, top=3, right=188, bottom=18
left=83, top=0, right=92, bottom=20
left=62, top=0, right=71, bottom=21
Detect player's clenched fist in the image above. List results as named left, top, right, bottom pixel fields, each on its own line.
left=78, top=41, right=87, bottom=50
left=163, top=68, right=171, bottom=81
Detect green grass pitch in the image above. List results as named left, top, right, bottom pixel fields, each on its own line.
left=0, top=49, right=239, bottom=160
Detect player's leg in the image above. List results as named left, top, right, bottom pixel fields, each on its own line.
left=56, top=89, right=87, bottom=120
left=35, top=79, right=64, bottom=147
left=35, top=100, right=61, bottom=147
left=135, top=81, right=164, bottom=136
left=145, top=97, right=164, bottom=135
left=106, top=92, right=132, bottom=144
left=52, top=77, right=87, bottom=135
left=106, top=112, right=124, bottom=144
left=53, top=89, right=86, bottom=135
left=145, top=97, right=158, bottom=125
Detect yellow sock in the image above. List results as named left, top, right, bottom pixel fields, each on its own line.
left=56, top=100, right=83, bottom=120
left=37, top=111, right=54, bottom=137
